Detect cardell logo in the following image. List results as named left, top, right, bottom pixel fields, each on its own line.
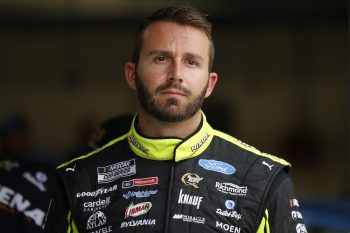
left=198, top=159, right=236, bottom=175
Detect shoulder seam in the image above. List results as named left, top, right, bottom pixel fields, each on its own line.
left=212, top=130, right=291, bottom=167
left=57, top=133, right=129, bottom=169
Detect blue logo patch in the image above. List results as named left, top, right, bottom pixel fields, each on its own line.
left=225, top=200, right=235, bottom=209
left=198, top=159, right=236, bottom=175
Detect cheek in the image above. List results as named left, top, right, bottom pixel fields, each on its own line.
left=186, top=72, right=209, bottom=89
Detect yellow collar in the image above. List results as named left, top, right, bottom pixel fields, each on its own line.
left=127, top=113, right=213, bottom=162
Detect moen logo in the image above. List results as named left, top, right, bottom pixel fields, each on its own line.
left=125, top=202, right=152, bottom=218
left=216, top=221, right=241, bottom=233
left=181, top=173, right=203, bottom=188
left=177, top=189, right=203, bottom=209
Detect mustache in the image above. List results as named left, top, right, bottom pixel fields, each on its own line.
left=156, top=82, right=191, bottom=95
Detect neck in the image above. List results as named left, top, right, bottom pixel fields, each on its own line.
left=137, top=109, right=202, bottom=139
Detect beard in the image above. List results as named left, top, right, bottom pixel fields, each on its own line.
left=135, top=72, right=208, bottom=123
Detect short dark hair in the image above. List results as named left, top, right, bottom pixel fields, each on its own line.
left=131, top=5, right=215, bottom=71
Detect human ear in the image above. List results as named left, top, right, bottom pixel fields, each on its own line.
left=125, top=62, right=137, bottom=91
left=205, top=72, right=218, bottom=98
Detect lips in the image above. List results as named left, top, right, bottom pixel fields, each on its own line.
left=160, top=89, right=187, bottom=96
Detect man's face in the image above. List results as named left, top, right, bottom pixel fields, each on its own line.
left=127, top=21, right=217, bottom=122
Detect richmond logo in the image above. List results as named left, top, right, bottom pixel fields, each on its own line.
left=181, top=173, right=203, bottom=188
left=215, top=182, right=248, bottom=196
left=125, top=202, right=152, bottom=218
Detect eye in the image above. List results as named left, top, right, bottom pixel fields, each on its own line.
left=187, top=59, right=198, bottom=66
left=154, top=56, right=167, bottom=63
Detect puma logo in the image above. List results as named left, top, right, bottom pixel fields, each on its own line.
left=262, top=161, right=274, bottom=170
left=65, top=164, right=76, bottom=172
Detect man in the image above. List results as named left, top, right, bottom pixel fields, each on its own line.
left=0, top=113, right=56, bottom=232
left=44, top=5, right=307, bottom=233
left=0, top=158, right=55, bottom=232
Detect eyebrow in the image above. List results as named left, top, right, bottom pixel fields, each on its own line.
left=147, top=50, right=204, bottom=62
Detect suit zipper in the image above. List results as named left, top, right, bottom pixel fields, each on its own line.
left=164, top=162, right=175, bottom=233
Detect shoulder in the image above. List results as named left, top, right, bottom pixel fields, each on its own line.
left=57, top=133, right=129, bottom=170
left=211, top=129, right=290, bottom=167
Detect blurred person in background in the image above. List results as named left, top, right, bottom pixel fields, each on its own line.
left=44, top=5, right=307, bottom=233
left=0, top=113, right=58, bottom=167
left=0, top=157, right=55, bottom=232
left=87, top=113, right=134, bottom=150
left=0, top=113, right=56, bottom=232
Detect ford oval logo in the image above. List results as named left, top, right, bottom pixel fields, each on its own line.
left=198, top=159, right=236, bottom=175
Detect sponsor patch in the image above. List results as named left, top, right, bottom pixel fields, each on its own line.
left=216, top=209, right=242, bottom=220
left=122, top=177, right=158, bottom=189
left=76, top=185, right=117, bottom=198
left=225, top=200, right=235, bottom=209
left=125, top=202, right=152, bottom=218
left=191, top=132, right=209, bottom=152
left=122, top=190, right=158, bottom=199
left=97, top=159, right=136, bottom=184
left=65, top=164, right=76, bottom=172
left=177, top=189, right=203, bottom=209
left=290, top=199, right=300, bottom=208
left=216, top=221, right=241, bottom=233
left=128, top=135, right=149, bottom=154
left=120, top=219, right=156, bottom=228
left=216, top=199, right=241, bottom=220
left=86, top=211, right=107, bottom=230
left=198, top=159, right=236, bottom=175
left=291, top=211, right=303, bottom=220
left=83, top=197, right=111, bottom=212
left=296, top=223, right=308, bottom=233
left=173, top=214, right=205, bottom=224
left=181, top=173, right=203, bottom=188
left=215, top=182, right=247, bottom=196
left=262, top=161, right=274, bottom=170
left=89, top=225, right=112, bottom=233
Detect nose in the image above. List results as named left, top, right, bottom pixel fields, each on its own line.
left=167, top=61, right=183, bottom=83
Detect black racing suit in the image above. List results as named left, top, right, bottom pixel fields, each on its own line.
left=44, top=114, right=307, bottom=233
left=0, top=158, right=55, bottom=233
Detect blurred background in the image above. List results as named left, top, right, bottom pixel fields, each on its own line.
left=0, top=0, right=348, bottom=232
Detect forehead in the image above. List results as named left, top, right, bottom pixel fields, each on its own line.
left=141, top=21, right=210, bottom=57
